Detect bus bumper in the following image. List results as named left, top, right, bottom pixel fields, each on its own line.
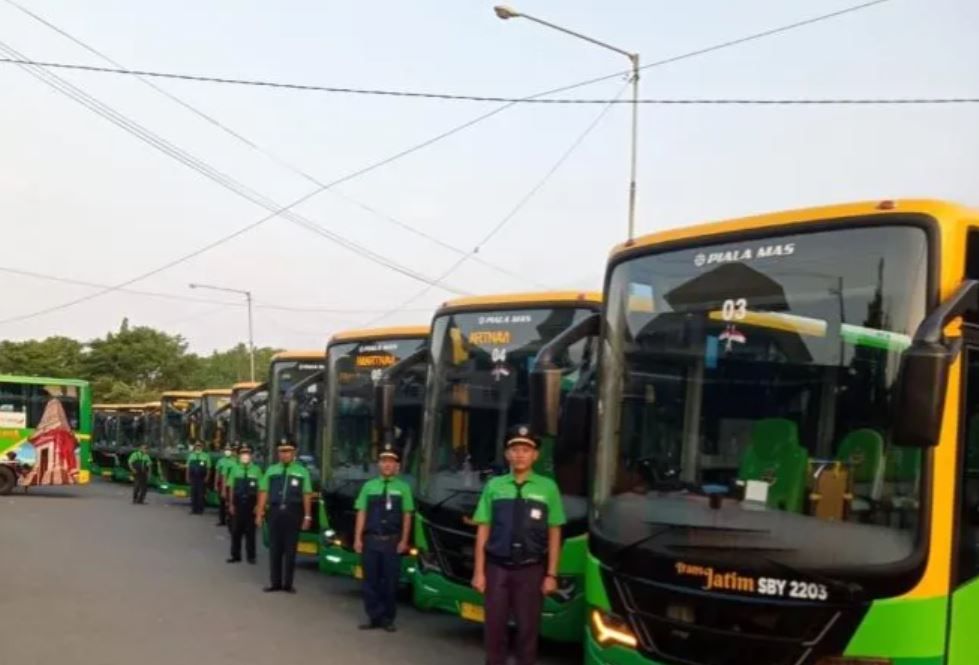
left=585, top=630, right=655, bottom=665
left=111, top=467, right=132, bottom=483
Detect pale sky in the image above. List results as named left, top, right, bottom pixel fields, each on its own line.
left=1, top=0, right=977, bottom=353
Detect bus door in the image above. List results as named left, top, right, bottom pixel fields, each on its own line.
left=950, top=337, right=979, bottom=663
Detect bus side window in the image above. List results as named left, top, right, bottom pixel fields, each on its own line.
left=0, top=382, right=26, bottom=419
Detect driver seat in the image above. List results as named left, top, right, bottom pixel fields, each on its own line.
left=737, top=418, right=808, bottom=512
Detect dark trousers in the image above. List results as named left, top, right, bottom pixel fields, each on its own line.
left=230, top=500, right=257, bottom=561
left=218, top=495, right=228, bottom=525
left=189, top=474, right=206, bottom=514
left=268, top=507, right=302, bottom=589
left=484, top=562, right=545, bottom=665
left=362, top=537, right=400, bottom=625
left=132, top=471, right=148, bottom=504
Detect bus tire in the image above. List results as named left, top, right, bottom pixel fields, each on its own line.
left=0, top=465, right=16, bottom=495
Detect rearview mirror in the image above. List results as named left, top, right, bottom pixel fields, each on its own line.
left=374, top=382, right=395, bottom=445
left=556, top=391, right=592, bottom=455
left=530, top=368, right=562, bottom=438
left=892, top=280, right=979, bottom=448
left=892, top=341, right=951, bottom=447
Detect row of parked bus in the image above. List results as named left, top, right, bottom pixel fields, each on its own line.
left=92, top=199, right=979, bottom=665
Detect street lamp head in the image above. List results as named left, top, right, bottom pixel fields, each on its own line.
left=188, top=283, right=198, bottom=290
left=493, top=5, right=520, bottom=20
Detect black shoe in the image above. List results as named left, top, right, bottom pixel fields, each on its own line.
left=247, top=558, right=257, bottom=565
left=283, top=587, right=296, bottom=594
left=358, top=622, right=380, bottom=631
left=263, top=586, right=282, bottom=593
left=383, top=623, right=397, bottom=633
left=216, top=522, right=226, bottom=527
left=226, top=558, right=241, bottom=564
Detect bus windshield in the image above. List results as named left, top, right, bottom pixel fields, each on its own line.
left=596, top=224, right=929, bottom=583
left=324, top=337, right=426, bottom=489
left=117, top=411, right=140, bottom=449
left=235, top=388, right=268, bottom=460
left=419, top=307, right=594, bottom=506
left=203, top=395, right=231, bottom=450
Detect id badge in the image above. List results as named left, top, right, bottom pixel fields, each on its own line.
left=386, top=496, right=393, bottom=511
left=530, top=508, right=543, bottom=521
left=290, top=478, right=299, bottom=488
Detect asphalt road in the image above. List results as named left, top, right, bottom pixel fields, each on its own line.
left=0, top=479, right=580, bottom=665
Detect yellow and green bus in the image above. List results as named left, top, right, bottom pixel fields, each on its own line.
left=0, top=375, right=92, bottom=495
left=263, top=350, right=326, bottom=555
left=319, top=325, right=430, bottom=581
left=96, top=404, right=147, bottom=483
left=533, top=199, right=979, bottom=665
left=140, top=402, right=162, bottom=486
left=410, top=292, right=600, bottom=641
left=155, top=390, right=203, bottom=496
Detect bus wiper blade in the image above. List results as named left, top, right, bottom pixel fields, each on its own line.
left=426, top=488, right=481, bottom=513
left=643, top=521, right=770, bottom=534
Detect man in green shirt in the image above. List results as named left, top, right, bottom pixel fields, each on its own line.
left=186, top=441, right=211, bottom=515
left=472, top=425, right=566, bottom=665
left=214, top=444, right=237, bottom=527
left=127, top=444, right=152, bottom=505
left=256, top=441, right=314, bottom=593
left=354, top=443, right=414, bottom=632
left=226, top=445, right=261, bottom=564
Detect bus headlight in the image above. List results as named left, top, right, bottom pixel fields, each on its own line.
left=814, top=658, right=891, bottom=665
left=409, top=547, right=419, bottom=557
left=590, top=610, right=638, bottom=649
left=323, top=529, right=336, bottom=540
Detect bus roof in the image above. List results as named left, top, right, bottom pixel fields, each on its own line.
left=232, top=381, right=261, bottom=390
left=271, top=350, right=325, bottom=362
left=202, top=388, right=232, bottom=396
left=438, top=291, right=601, bottom=315
left=94, top=403, right=144, bottom=410
left=0, top=374, right=90, bottom=387
left=328, top=325, right=429, bottom=346
left=610, top=199, right=979, bottom=260
left=141, top=402, right=160, bottom=410
left=161, top=390, right=203, bottom=398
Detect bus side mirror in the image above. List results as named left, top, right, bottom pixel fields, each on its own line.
left=892, top=341, right=952, bottom=448
left=892, top=280, right=979, bottom=448
left=530, top=368, right=562, bottom=438
left=374, top=382, right=395, bottom=445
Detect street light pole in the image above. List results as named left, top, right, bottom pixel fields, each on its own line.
left=188, top=282, right=256, bottom=381
left=494, top=5, right=640, bottom=240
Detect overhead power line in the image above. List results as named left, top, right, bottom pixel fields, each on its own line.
left=363, top=84, right=627, bottom=328
left=4, top=58, right=975, bottom=104
left=3, top=0, right=538, bottom=287
left=0, top=39, right=481, bottom=325
left=0, top=265, right=432, bottom=313
left=0, top=0, right=900, bottom=326
left=0, top=1, right=912, bottom=105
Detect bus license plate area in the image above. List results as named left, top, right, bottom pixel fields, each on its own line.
left=460, top=602, right=485, bottom=623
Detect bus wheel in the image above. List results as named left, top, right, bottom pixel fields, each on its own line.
left=0, top=466, right=16, bottom=496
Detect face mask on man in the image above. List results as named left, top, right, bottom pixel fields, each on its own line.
left=223, top=450, right=232, bottom=457
left=240, top=454, right=252, bottom=465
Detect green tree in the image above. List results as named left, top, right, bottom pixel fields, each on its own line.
left=190, top=344, right=280, bottom=388
left=0, top=336, right=85, bottom=378
left=82, top=319, right=201, bottom=399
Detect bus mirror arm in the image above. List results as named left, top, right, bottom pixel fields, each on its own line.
left=531, top=313, right=602, bottom=438
left=374, top=347, right=429, bottom=445
left=894, top=280, right=979, bottom=448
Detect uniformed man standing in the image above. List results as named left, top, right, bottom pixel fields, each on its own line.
left=128, top=444, right=152, bottom=505
left=353, top=443, right=414, bottom=632
left=214, top=444, right=237, bottom=527
left=186, top=441, right=211, bottom=515
left=226, top=445, right=261, bottom=564
left=471, top=426, right=566, bottom=665
left=256, top=441, right=314, bottom=593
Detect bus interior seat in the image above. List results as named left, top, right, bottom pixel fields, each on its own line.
left=836, top=428, right=885, bottom=512
left=737, top=418, right=808, bottom=513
